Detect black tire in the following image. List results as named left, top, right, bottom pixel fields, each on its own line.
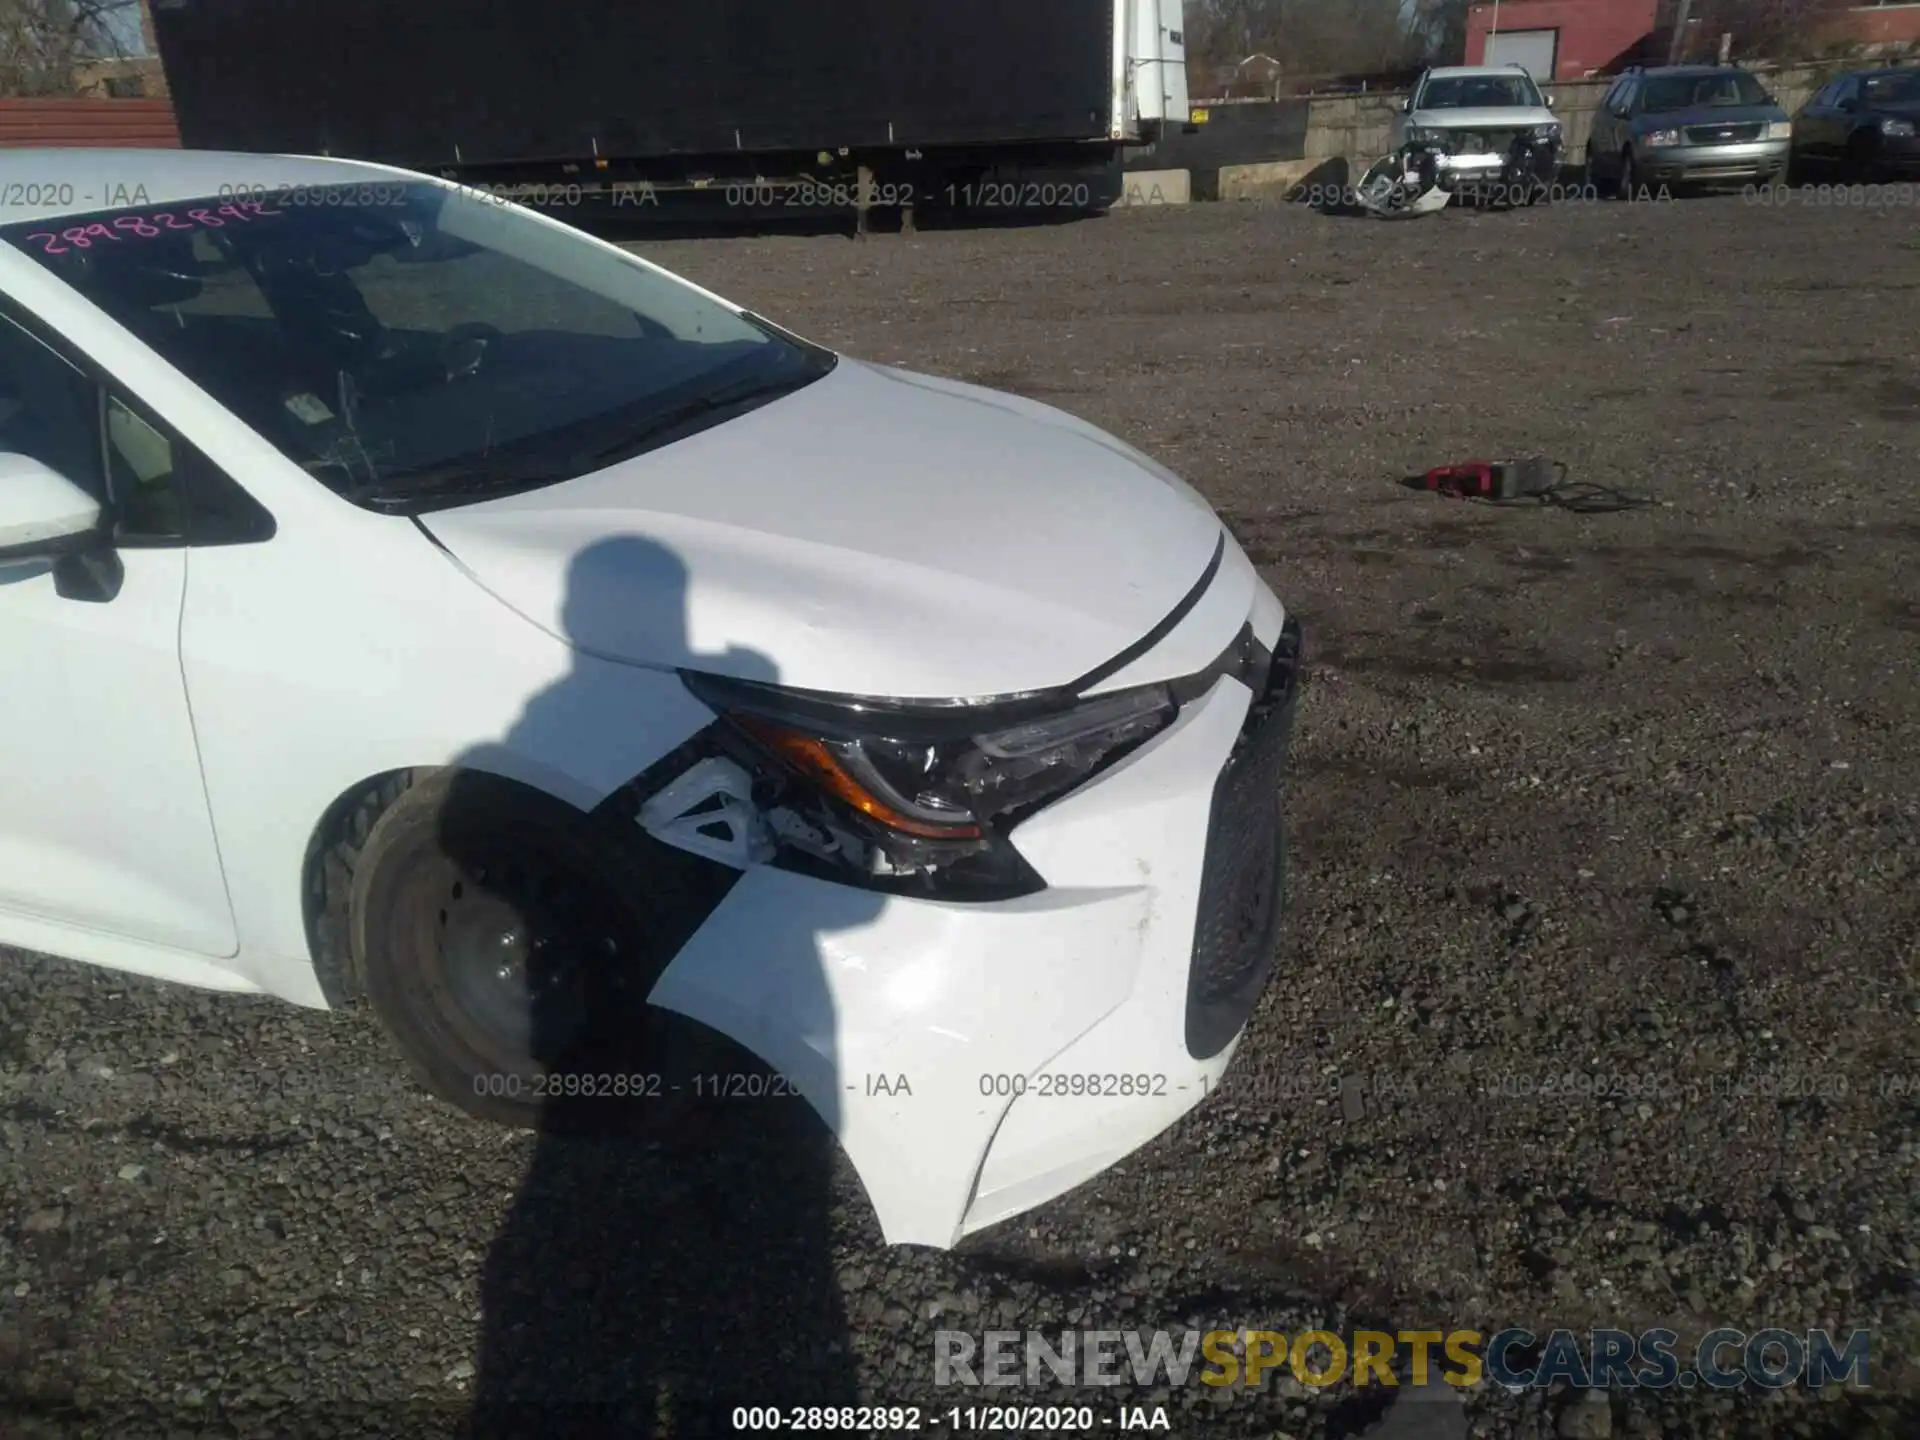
left=1616, top=149, right=1637, bottom=201
left=350, top=768, right=742, bottom=1132
left=1584, top=149, right=1608, bottom=195
left=1841, top=133, right=1880, bottom=186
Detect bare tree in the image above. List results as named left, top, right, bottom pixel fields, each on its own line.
left=1683, top=0, right=1828, bottom=61
left=1408, top=0, right=1470, bottom=67
left=0, top=0, right=144, bottom=97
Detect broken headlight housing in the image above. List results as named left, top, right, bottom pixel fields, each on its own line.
left=678, top=671, right=1180, bottom=895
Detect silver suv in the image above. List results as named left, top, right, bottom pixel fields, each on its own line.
left=1395, top=64, right=1566, bottom=195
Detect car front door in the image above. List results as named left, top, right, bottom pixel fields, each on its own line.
left=1824, top=77, right=1861, bottom=163
left=1798, top=82, right=1838, bottom=163
left=0, top=308, right=238, bottom=957
left=1591, top=79, right=1624, bottom=171
left=1608, top=79, right=1641, bottom=175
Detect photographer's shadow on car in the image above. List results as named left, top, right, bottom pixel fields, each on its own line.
left=376, top=536, right=868, bottom=1436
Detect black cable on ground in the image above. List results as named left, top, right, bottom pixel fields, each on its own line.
left=1494, top=466, right=1658, bottom=514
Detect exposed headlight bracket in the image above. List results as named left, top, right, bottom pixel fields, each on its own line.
left=638, top=755, right=775, bottom=869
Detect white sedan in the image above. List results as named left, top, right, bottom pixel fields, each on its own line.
left=0, top=150, right=1300, bottom=1249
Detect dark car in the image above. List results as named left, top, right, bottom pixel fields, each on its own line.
left=1587, top=65, right=1791, bottom=194
left=1790, top=67, right=1920, bottom=181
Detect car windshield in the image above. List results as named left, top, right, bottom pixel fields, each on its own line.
left=1640, top=72, right=1771, bottom=112
left=0, top=181, right=834, bottom=511
left=1418, top=75, right=1543, bottom=110
left=1861, top=72, right=1920, bottom=105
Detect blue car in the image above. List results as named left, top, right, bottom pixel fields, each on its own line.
left=1587, top=65, right=1793, bottom=194
left=1791, top=68, right=1920, bottom=181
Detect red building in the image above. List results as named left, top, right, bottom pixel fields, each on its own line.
left=1468, top=0, right=1920, bottom=78
left=1465, top=0, right=1660, bottom=80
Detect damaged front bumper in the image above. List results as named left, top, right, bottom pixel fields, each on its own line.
left=1434, top=142, right=1562, bottom=191
left=642, top=563, right=1300, bottom=1249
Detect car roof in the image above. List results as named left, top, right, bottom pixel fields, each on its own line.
left=1423, top=65, right=1534, bottom=81
left=0, top=149, right=407, bottom=227
left=1629, top=65, right=1747, bottom=77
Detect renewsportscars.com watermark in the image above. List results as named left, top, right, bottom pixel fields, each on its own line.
left=934, top=1327, right=1871, bottom=1392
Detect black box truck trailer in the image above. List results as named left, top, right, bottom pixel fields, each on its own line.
left=149, top=0, right=1191, bottom=221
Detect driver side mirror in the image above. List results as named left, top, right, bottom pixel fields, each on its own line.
left=1400, top=97, right=1413, bottom=114
left=0, top=452, right=121, bottom=602
left=0, top=452, right=102, bottom=562
left=1839, top=96, right=1858, bottom=112
left=1545, top=94, right=1557, bottom=108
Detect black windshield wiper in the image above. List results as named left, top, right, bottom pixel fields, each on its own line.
left=355, top=453, right=573, bottom=512
left=573, top=371, right=819, bottom=470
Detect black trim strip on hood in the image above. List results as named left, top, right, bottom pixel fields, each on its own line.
left=1067, top=530, right=1226, bottom=696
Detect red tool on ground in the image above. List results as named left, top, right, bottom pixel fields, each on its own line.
left=1411, top=458, right=1656, bottom=514
left=1421, top=458, right=1564, bottom=501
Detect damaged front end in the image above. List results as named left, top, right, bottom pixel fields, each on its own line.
left=1424, top=125, right=1563, bottom=200
left=621, top=673, right=1182, bottom=898
left=1356, top=143, right=1456, bottom=217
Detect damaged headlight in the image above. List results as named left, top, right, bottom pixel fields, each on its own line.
left=639, top=627, right=1275, bottom=896
left=684, top=672, right=1177, bottom=845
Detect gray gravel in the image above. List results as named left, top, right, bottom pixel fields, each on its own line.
left=4, top=194, right=1919, bottom=1438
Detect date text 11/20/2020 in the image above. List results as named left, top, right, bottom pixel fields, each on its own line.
left=729, top=1404, right=1173, bottom=1431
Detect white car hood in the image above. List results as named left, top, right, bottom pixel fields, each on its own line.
left=1411, top=105, right=1559, bottom=130
left=418, top=358, right=1225, bottom=700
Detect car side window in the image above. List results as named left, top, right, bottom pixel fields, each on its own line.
left=104, top=393, right=188, bottom=543
left=1835, top=78, right=1858, bottom=108
left=0, top=307, right=270, bottom=549
left=0, top=313, right=106, bottom=500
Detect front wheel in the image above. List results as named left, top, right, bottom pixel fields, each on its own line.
left=350, top=770, right=742, bottom=1131
left=1841, top=134, right=1880, bottom=185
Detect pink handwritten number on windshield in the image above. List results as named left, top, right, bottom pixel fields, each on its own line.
left=23, top=198, right=282, bottom=255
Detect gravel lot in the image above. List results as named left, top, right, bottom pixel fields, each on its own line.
left=4, top=194, right=1918, bottom=1439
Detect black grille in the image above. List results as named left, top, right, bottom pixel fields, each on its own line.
left=1686, top=122, right=1762, bottom=144
left=1184, top=616, right=1301, bottom=1060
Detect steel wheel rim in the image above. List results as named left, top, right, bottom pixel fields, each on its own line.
left=431, top=851, right=627, bottom=1064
